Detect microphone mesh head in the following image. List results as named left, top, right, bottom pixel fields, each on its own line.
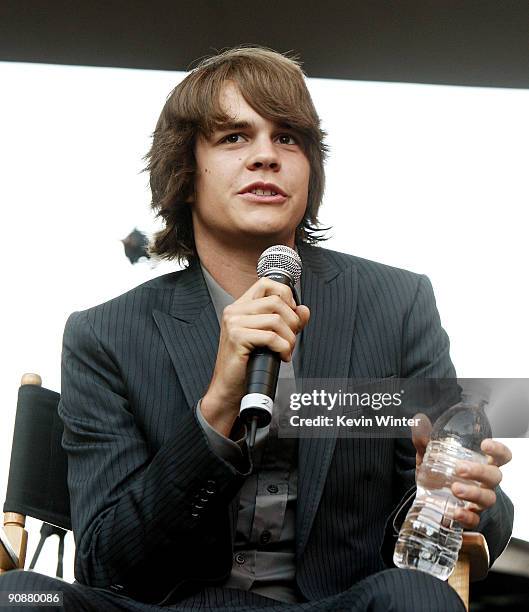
left=257, top=245, right=302, bottom=284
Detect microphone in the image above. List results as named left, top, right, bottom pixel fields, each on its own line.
left=239, top=245, right=302, bottom=447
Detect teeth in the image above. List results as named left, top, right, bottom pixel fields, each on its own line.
left=250, top=189, right=277, bottom=196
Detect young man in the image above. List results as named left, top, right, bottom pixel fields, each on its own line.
left=0, top=47, right=513, bottom=611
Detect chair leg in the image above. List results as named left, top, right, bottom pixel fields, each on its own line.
left=448, top=551, right=470, bottom=611
left=0, top=512, right=28, bottom=573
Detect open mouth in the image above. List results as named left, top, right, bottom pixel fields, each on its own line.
left=238, top=182, right=288, bottom=203
left=238, top=191, right=288, bottom=204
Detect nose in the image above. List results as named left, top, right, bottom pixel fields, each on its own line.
left=247, top=137, right=281, bottom=171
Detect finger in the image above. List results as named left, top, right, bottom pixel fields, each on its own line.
left=229, top=296, right=302, bottom=333
left=242, top=277, right=296, bottom=308
left=481, top=439, right=513, bottom=467
left=411, top=413, right=432, bottom=463
left=254, top=296, right=302, bottom=333
left=234, top=313, right=296, bottom=350
left=455, top=461, right=503, bottom=489
left=452, top=482, right=497, bottom=510
left=454, top=507, right=481, bottom=529
left=463, top=501, right=483, bottom=514
left=234, top=328, right=293, bottom=362
left=295, top=305, right=310, bottom=330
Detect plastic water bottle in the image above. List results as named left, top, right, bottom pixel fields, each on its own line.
left=393, top=389, right=492, bottom=580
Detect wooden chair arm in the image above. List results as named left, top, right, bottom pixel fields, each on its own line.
left=448, top=532, right=489, bottom=611
left=0, top=513, right=27, bottom=574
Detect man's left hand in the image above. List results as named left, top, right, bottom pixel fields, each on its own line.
left=412, top=413, right=513, bottom=530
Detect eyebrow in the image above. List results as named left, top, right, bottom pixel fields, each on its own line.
left=213, top=120, right=294, bottom=133
left=214, top=120, right=252, bottom=132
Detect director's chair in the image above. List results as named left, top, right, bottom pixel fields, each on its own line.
left=1, top=374, right=489, bottom=610
left=1, top=374, right=70, bottom=579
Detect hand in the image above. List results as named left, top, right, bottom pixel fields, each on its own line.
left=451, top=439, right=512, bottom=529
left=201, top=277, right=310, bottom=436
left=411, top=413, right=513, bottom=529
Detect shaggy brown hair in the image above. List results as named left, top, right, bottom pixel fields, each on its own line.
left=143, top=46, right=329, bottom=263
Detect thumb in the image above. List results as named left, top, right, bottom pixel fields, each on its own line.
left=295, top=305, right=311, bottom=330
left=411, top=412, right=432, bottom=467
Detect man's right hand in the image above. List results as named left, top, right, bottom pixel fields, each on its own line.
left=200, top=277, right=310, bottom=437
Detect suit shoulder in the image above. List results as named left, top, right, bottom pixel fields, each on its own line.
left=66, top=267, right=186, bottom=327
left=308, top=244, right=424, bottom=294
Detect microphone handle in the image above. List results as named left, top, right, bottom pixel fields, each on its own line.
left=246, top=348, right=281, bottom=399
left=239, top=273, right=296, bottom=434
left=240, top=348, right=280, bottom=430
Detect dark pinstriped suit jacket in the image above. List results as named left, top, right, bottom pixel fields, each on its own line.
left=58, top=243, right=514, bottom=605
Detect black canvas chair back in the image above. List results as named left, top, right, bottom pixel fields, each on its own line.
left=4, top=382, right=71, bottom=531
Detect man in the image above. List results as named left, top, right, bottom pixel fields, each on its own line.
left=0, top=46, right=513, bottom=611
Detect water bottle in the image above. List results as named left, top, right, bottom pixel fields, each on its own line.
left=393, top=388, right=492, bottom=580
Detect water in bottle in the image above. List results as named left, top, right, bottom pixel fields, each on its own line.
left=393, top=389, right=492, bottom=580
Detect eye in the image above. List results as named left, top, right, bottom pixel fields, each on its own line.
left=277, top=133, right=297, bottom=145
left=221, top=133, right=245, bottom=144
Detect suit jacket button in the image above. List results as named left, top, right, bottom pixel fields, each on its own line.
left=267, top=484, right=279, bottom=494
left=260, top=530, right=271, bottom=544
left=234, top=552, right=246, bottom=565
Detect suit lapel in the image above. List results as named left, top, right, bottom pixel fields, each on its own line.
left=296, top=244, right=358, bottom=559
left=152, top=259, right=221, bottom=412
left=152, top=261, right=241, bottom=538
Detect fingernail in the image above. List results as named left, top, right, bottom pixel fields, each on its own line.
left=453, top=483, right=467, bottom=495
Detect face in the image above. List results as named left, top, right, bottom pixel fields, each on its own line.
left=191, top=82, right=311, bottom=250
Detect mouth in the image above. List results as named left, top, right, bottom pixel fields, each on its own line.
left=237, top=181, right=288, bottom=204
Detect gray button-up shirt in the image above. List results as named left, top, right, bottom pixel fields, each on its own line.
left=196, top=264, right=302, bottom=603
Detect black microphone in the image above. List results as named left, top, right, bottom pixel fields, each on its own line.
left=239, top=245, right=302, bottom=447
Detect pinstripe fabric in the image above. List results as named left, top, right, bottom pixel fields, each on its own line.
left=0, top=566, right=466, bottom=611
left=0, top=244, right=512, bottom=611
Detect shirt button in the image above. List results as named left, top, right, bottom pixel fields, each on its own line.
left=260, top=530, right=272, bottom=544
left=234, top=552, right=246, bottom=565
left=267, top=484, right=279, bottom=494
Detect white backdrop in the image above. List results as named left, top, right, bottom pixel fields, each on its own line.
left=1, top=62, right=527, bottom=581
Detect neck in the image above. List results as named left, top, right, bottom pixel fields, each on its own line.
left=194, top=233, right=296, bottom=299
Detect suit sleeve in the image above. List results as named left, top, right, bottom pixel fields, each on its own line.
left=380, top=274, right=514, bottom=570
left=59, top=310, right=251, bottom=603
left=195, top=400, right=247, bottom=464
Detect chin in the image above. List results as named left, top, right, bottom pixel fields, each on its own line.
left=244, top=221, right=294, bottom=238
left=239, top=213, right=300, bottom=237
left=231, top=227, right=293, bottom=249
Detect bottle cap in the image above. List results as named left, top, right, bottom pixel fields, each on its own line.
left=431, top=379, right=493, bottom=452
left=460, top=379, right=491, bottom=405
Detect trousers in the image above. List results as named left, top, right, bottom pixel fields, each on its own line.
left=0, top=568, right=465, bottom=612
